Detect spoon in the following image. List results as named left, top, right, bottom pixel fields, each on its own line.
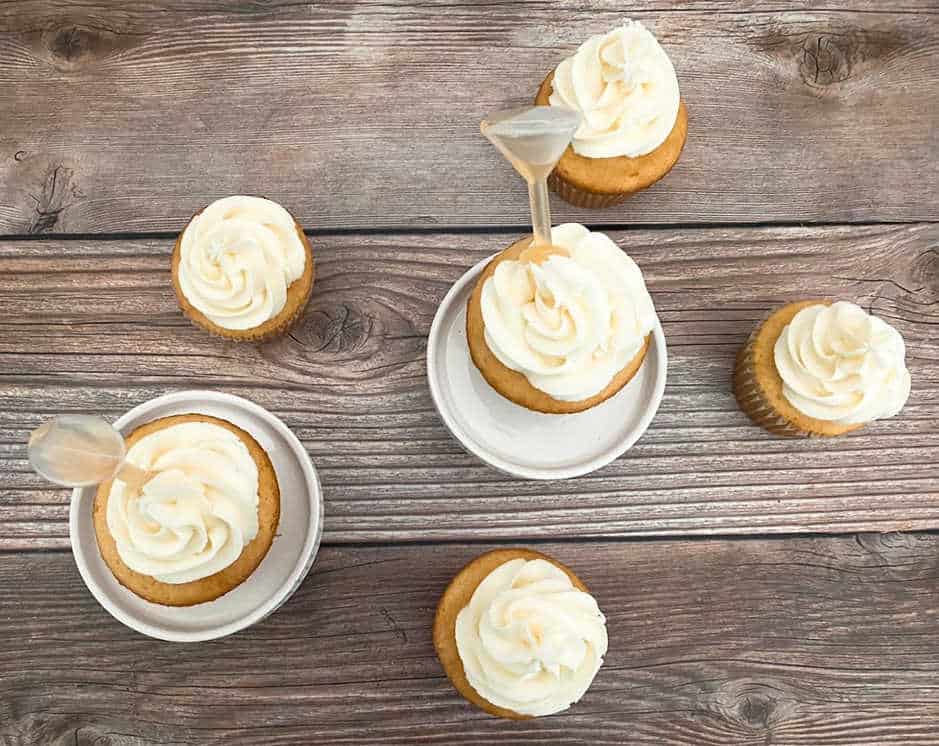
left=28, top=414, right=152, bottom=488
left=480, top=105, right=580, bottom=249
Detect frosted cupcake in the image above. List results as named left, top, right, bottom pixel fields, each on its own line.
left=433, top=548, right=607, bottom=719
left=734, top=300, right=912, bottom=437
left=93, top=414, right=280, bottom=606
left=535, top=20, right=688, bottom=208
left=466, top=224, right=658, bottom=414
left=172, top=196, right=315, bottom=341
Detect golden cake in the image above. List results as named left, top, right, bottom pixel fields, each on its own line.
left=93, top=413, right=280, bottom=606
left=734, top=300, right=912, bottom=437
left=172, top=195, right=314, bottom=342
left=467, top=224, right=656, bottom=414
left=536, top=20, right=687, bottom=208
left=434, top=548, right=607, bottom=719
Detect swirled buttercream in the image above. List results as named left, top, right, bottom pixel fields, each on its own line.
left=774, top=301, right=911, bottom=424
left=549, top=20, right=680, bottom=158
left=178, top=196, right=306, bottom=330
left=106, top=422, right=260, bottom=584
left=455, top=558, right=607, bottom=717
left=481, top=223, right=656, bottom=402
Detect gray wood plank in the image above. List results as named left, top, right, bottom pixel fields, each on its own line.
left=0, top=223, right=936, bottom=548
left=2, top=533, right=939, bottom=744
left=1, top=2, right=937, bottom=233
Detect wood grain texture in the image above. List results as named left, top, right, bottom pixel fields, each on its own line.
left=2, top=534, right=939, bottom=744
left=1, top=223, right=936, bottom=548
left=1, top=1, right=938, bottom=233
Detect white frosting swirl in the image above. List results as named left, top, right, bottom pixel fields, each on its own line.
left=481, top=224, right=657, bottom=402
left=178, top=196, right=306, bottom=330
left=774, top=302, right=911, bottom=425
left=106, top=422, right=260, bottom=584
left=549, top=20, right=680, bottom=158
left=455, top=558, right=607, bottom=717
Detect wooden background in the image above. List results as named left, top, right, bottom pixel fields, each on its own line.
left=1, top=1, right=938, bottom=744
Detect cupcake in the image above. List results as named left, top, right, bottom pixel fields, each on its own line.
left=466, top=223, right=657, bottom=414
left=433, top=548, right=607, bottom=719
left=93, top=414, right=280, bottom=606
left=172, top=195, right=315, bottom=341
left=535, top=20, right=688, bottom=208
left=734, top=300, right=912, bottom=437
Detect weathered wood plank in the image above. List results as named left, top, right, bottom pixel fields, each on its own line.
left=2, top=534, right=939, bottom=744
left=1, top=2, right=937, bottom=233
left=0, top=223, right=936, bottom=548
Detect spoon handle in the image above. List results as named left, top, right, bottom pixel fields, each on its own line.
left=529, top=178, right=553, bottom=247
left=114, top=460, right=153, bottom=489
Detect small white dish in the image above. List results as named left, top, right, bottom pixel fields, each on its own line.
left=427, top=254, right=667, bottom=480
left=69, top=390, right=323, bottom=642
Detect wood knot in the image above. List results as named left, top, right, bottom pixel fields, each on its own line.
left=856, top=532, right=921, bottom=554
left=707, top=679, right=796, bottom=733
left=47, top=26, right=100, bottom=69
left=910, top=248, right=939, bottom=298
left=299, top=304, right=374, bottom=354
left=755, top=21, right=909, bottom=95
left=853, top=532, right=936, bottom=579
left=739, top=693, right=773, bottom=727
left=800, top=36, right=850, bottom=87
left=28, top=164, right=82, bottom=233
left=864, top=245, right=938, bottom=355
left=266, top=295, right=423, bottom=381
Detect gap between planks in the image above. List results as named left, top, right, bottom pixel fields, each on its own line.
left=1, top=217, right=939, bottom=243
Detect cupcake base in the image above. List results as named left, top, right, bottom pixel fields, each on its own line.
left=535, top=71, right=688, bottom=208
left=433, top=548, right=589, bottom=720
left=547, top=171, right=633, bottom=209
left=172, top=209, right=315, bottom=342
left=93, top=413, right=281, bottom=606
left=467, top=236, right=650, bottom=414
left=733, top=301, right=865, bottom=438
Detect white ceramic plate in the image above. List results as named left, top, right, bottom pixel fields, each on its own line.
left=427, top=254, right=667, bottom=480
left=70, top=390, right=323, bottom=642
